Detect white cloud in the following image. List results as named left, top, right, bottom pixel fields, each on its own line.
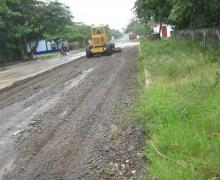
left=59, top=0, right=136, bottom=30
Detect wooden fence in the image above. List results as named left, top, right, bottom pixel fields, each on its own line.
left=173, top=28, right=220, bottom=45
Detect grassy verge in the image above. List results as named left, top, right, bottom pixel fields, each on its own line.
left=34, top=52, right=60, bottom=60
left=135, top=39, right=220, bottom=179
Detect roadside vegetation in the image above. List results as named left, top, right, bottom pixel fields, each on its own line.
left=125, top=18, right=152, bottom=36
left=135, top=39, right=220, bottom=179
left=134, top=0, right=220, bottom=36
left=0, top=0, right=122, bottom=64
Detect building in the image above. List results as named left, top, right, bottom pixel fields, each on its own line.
left=153, top=24, right=174, bottom=38
left=129, top=32, right=137, bottom=40
left=27, top=40, right=68, bottom=55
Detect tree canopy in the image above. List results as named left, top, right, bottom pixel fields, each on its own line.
left=134, top=0, right=220, bottom=30
left=108, top=29, right=123, bottom=39
left=134, top=0, right=172, bottom=34
left=169, top=0, right=220, bottom=29
left=62, top=22, right=91, bottom=48
left=0, top=0, right=91, bottom=64
left=125, top=18, right=152, bottom=36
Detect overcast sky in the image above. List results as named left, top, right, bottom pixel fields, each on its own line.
left=59, top=0, right=136, bottom=30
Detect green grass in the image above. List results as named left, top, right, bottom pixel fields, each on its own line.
left=110, top=125, right=120, bottom=140
left=34, top=52, right=60, bottom=59
left=135, top=39, right=220, bottom=179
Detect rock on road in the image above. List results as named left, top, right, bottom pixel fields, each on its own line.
left=0, top=46, right=144, bottom=179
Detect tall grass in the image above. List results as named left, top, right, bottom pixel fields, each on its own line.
left=135, top=39, right=220, bottom=179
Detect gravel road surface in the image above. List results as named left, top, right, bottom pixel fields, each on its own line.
left=0, top=46, right=144, bottom=180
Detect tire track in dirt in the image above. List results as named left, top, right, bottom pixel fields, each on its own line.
left=1, top=46, right=144, bottom=180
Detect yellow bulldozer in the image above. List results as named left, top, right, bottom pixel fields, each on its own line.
left=86, top=25, right=121, bottom=58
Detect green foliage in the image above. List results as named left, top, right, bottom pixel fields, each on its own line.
left=0, top=0, right=91, bottom=64
left=41, top=1, right=72, bottom=41
left=134, top=0, right=220, bottom=30
left=134, top=0, right=172, bottom=28
left=135, top=39, right=220, bottom=179
left=62, top=22, right=91, bottom=48
left=125, top=19, right=152, bottom=36
left=108, top=28, right=123, bottom=39
left=0, top=0, right=73, bottom=64
left=169, top=0, right=220, bottom=29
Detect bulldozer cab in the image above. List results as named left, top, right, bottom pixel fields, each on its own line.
left=86, top=24, right=121, bottom=58
left=91, top=25, right=109, bottom=47
left=92, top=28, right=103, bottom=35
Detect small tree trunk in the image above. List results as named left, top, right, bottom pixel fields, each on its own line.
left=19, top=37, right=26, bottom=60
left=14, top=38, right=23, bottom=60
left=29, top=41, right=32, bottom=52
left=56, top=41, right=60, bottom=50
left=158, top=21, right=163, bottom=39
left=31, top=39, right=39, bottom=53
left=2, top=43, right=8, bottom=64
left=17, top=37, right=31, bottom=61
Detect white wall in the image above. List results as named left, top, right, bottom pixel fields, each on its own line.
left=167, top=25, right=173, bottom=37
left=153, top=26, right=160, bottom=34
left=27, top=40, right=55, bottom=53
left=153, top=24, right=173, bottom=38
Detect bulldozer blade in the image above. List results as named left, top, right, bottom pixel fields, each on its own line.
left=113, top=47, right=122, bottom=53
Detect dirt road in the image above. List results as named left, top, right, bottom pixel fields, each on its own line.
left=0, top=46, right=144, bottom=180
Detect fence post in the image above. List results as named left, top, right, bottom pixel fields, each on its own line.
left=217, top=30, right=220, bottom=42
left=192, top=30, right=194, bottom=40
left=174, top=28, right=220, bottom=45
left=203, top=30, right=206, bottom=45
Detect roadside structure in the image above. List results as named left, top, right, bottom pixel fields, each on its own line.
left=153, top=24, right=174, bottom=38
left=27, top=40, right=69, bottom=55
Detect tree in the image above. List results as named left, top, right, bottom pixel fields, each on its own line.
left=39, top=1, right=73, bottom=50
left=62, top=22, right=91, bottom=48
left=0, top=0, right=73, bottom=63
left=108, top=28, right=123, bottom=39
left=125, top=18, right=152, bottom=36
left=134, top=0, right=220, bottom=31
left=0, top=0, right=39, bottom=62
left=76, top=23, right=91, bottom=47
left=134, top=0, right=172, bottom=35
left=168, top=0, right=220, bottom=29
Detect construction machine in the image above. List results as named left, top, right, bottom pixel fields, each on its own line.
left=86, top=25, right=121, bottom=58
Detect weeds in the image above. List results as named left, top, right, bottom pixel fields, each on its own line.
left=110, top=125, right=120, bottom=140
left=103, top=162, right=116, bottom=176
left=135, top=39, right=220, bottom=179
